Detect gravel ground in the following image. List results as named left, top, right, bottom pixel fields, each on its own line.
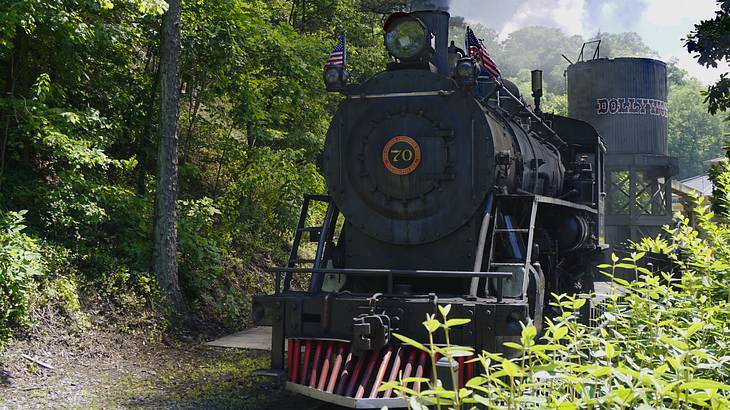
left=0, top=326, right=329, bottom=409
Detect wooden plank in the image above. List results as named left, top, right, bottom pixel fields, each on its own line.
left=206, top=326, right=273, bottom=350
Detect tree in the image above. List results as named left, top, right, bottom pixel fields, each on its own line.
left=498, top=27, right=583, bottom=94
left=155, top=0, right=184, bottom=316
left=668, top=78, right=729, bottom=178
left=686, top=0, right=730, bottom=114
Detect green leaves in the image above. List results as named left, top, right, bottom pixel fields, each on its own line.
left=686, top=321, right=705, bottom=339
left=660, top=335, right=689, bottom=351
left=422, top=317, right=440, bottom=333
left=445, top=318, right=471, bottom=328
left=392, top=332, right=429, bottom=354
left=437, top=304, right=451, bottom=318
left=0, top=211, right=45, bottom=348
left=681, top=379, right=730, bottom=391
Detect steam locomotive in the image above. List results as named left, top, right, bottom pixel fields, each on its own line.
left=252, top=7, right=606, bottom=408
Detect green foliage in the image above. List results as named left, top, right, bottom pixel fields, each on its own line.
left=387, top=167, right=730, bottom=409
left=669, top=78, right=729, bottom=178
left=708, top=158, right=730, bottom=215
left=34, top=245, right=85, bottom=323
left=593, top=31, right=659, bottom=60
left=685, top=0, right=730, bottom=115
left=0, top=211, right=43, bottom=347
left=499, top=27, right=583, bottom=95
left=219, top=147, right=324, bottom=260
left=0, top=0, right=374, bottom=329
left=177, top=197, right=224, bottom=298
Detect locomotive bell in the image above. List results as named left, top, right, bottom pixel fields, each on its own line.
left=455, top=57, right=478, bottom=86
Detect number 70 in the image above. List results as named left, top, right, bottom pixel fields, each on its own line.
left=390, top=149, right=414, bottom=162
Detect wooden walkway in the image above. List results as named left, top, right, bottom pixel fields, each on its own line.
left=206, top=326, right=273, bottom=350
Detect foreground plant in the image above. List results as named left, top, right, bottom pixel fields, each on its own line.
left=385, top=287, right=729, bottom=408
left=386, top=230, right=729, bottom=407
left=382, top=165, right=730, bottom=409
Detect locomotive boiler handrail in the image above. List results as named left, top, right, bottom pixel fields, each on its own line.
left=346, top=90, right=454, bottom=99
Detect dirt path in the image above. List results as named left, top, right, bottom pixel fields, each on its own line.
left=0, top=327, right=326, bottom=409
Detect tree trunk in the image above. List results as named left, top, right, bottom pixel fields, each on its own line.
left=0, top=28, right=26, bottom=192
left=155, top=0, right=184, bottom=317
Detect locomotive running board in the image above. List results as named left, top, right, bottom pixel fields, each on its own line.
left=286, top=382, right=407, bottom=409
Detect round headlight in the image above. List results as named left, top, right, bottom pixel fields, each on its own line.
left=384, top=16, right=429, bottom=61
left=324, top=67, right=341, bottom=85
left=323, top=66, right=348, bottom=91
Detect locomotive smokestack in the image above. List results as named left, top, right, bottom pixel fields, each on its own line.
left=410, top=0, right=449, bottom=11
left=410, top=0, right=450, bottom=75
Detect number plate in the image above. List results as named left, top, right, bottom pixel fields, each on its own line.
left=382, top=135, right=421, bottom=175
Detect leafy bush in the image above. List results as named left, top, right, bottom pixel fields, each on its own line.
left=219, top=146, right=324, bottom=261
left=386, top=275, right=730, bottom=409
left=178, top=197, right=225, bottom=299
left=383, top=169, right=730, bottom=409
left=0, top=211, right=44, bottom=347
left=708, top=160, right=730, bottom=216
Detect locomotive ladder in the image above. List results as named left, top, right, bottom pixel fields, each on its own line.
left=484, top=195, right=546, bottom=330
left=262, top=194, right=340, bottom=376
left=281, top=194, right=340, bottom=294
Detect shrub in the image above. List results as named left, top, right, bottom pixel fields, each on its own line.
left=386, top=275, right=730, bottom=409
left=0, top=211, right=44, bottom=347
left=178, top=197, right=225, bottom=299
left=219, top=146, right=325, bottom=261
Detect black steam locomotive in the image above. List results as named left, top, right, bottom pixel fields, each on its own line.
left=253, top=7, right=606, bottom=408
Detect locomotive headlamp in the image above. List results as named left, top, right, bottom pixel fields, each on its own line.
left=455, top=57, right=478, bottom=86
left=384, top=14, right=430, bottom=61
left=323, top=65, right=348, bottom=92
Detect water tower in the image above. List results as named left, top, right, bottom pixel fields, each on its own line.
left=567, top=57, right=678, bottom=245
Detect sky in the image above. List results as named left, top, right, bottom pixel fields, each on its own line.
left=448, top=0, right=728, bottom=85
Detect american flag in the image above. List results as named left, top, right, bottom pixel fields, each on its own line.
left=326, top=35, right=346, bottom=67
left=466, top=27, right=500, bottom=79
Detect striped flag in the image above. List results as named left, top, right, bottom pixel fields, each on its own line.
left=466, top=27, right=500, bottom=78
left=326, top=35, right=346, bottom=67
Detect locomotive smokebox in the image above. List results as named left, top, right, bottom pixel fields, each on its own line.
left=567, top=57, right=678, bottom=245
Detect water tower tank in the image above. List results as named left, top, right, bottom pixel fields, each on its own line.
left=567, top=57, right=678, bottom=245
left=568, top=58, right=668, bottom=155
